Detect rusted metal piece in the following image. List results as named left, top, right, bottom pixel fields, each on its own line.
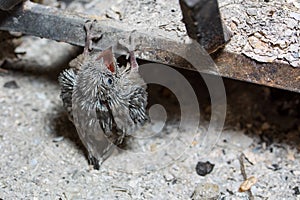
left=213, top=52, right=300, bottom=93
left=0, top=0, right=24, bottom=10
left=0, top=1, right=299, bottom=93
left=0, top=1, right=215, bottom=70
left=0, top=1, right=97, bottom=49
left=179, top=0, right=231, bottom=53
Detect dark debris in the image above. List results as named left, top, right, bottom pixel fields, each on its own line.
left=195, top=161, right=215, bottom=176
left=3, top=80, right=19, bottom=89
left=267, top=164, right=282, bottom=171
left=293, top=186, right=300, bottom=196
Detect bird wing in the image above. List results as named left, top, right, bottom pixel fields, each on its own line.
left=71, top=76, right=115, bottom=166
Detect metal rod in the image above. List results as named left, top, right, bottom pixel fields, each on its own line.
left=0, top=1, right=299, bottom=93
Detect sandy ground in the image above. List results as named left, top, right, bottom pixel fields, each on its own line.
left=0, top=58, right=300, bottom=199
left=0, top=0, right=299, bottom=198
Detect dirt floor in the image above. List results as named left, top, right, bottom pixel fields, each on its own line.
left=0, top=0, right=300, bottom=199
left=1, top=44, right=300, bottom=199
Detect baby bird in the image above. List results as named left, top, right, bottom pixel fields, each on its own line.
left=58, top=21, right=148, bottom=169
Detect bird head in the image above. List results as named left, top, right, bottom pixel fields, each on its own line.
left=74, top=47, right=148, bottom=134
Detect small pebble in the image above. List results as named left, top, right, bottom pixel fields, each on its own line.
left=267, top=163, right=282, bottom=171
left=239, top=176, right=257, bottom=192
left=293, top=186, right=300, bottom=196
left=3, top=80, right=19, bottom=89
left=246, top=8, right=257, bottom=16
left=163, top=172, right=174, bottom=182
left=191, top=182, right=220, bottom=200
left=195, top=161, right=215, bottom=176
left=30, top=158, right=38, bottom=166
left=290, top=12, right=300, bottom=21
left=261, top=122, right=270, bottom=130
left=53, top=136, right=64, bottom=142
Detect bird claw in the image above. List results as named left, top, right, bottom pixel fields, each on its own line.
left=89, top=155, right=101, bottom=170
left=88, top=139, right=117, bottom=170
left=84, top=19, right=102, bottom=55
left=129, top=51, right=139, bottom=70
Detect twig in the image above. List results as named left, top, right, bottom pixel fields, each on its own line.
left=239, top=153, right=254, bottom=200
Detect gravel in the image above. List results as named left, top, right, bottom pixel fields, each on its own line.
left=0, top=0, right=299, bottom=198
left=0, top=66, right=300, bottom=199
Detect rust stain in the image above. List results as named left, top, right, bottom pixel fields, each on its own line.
left=213, top=51, right=300, bottom=93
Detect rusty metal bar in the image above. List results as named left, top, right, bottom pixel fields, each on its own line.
left=179, top=0, right=231, bottom=53
left=0, top=0, right=24, bottom=10
left=0, top=1, right=299, bottom=93
left=0, top=1, right=216, bottom=72
left=214, top=52, right=300, bottom=93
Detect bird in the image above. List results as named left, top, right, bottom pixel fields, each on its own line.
left=58, top=21, right=148, bottom=169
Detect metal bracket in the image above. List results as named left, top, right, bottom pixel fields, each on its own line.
left=180, top=0, right=232, bottom=53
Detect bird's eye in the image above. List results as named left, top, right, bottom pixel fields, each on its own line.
left=106, top=77, right=113, bottom=85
